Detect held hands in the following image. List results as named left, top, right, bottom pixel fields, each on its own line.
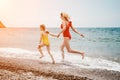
left=57, top=34, right=60, bottom=38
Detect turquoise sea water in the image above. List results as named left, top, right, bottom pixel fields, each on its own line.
left=48, top=28, right=120, bottom=63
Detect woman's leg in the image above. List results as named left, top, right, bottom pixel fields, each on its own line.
left=38, top=44, right=44, bottom=58
left=64, top=37, right=85, bottom=59
left=46, top=45, right=55, bottom=64
left=60, top=41, right=65, bottom=61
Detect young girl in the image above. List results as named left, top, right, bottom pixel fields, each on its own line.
left=38, top=24, right=57, bottom=64
left=57, top=12, right=85, bottom=61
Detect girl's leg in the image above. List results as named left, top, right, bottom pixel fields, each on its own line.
left=64, top=37, right=85, bottom=59
left=46, top=45, right=55, bottom=64
left=38, top=44, right=44, bottom=58
left=60, top=41, right=65, bottom=61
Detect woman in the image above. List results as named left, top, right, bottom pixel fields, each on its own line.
left=57, top=12, right=85, bottom=61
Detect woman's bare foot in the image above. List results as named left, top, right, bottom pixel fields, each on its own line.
left=81, top=52, right=85, bottom=59
left=61, top=59, right=64, bottom=62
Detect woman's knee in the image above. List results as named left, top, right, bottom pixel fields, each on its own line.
left=67, top=48, right=72, bottom=53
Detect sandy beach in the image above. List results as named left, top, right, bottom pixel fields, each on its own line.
left=0, top=28, right=120, bottom=80
left=0, top=56, right=120, bottom=80
left=0, top=56, right=88, bottom=80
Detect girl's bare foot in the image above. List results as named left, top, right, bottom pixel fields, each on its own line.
left=52, top=61, right=55, bottom=64
left=40, top=55, right=44, bottom=58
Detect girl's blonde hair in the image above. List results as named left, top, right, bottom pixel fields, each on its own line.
left=61, top=12, right=70, bottom=21
left=40, top=24, right=46, bottom=31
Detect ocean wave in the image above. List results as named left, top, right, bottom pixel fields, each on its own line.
left=0, top=48, right=120, bottom=72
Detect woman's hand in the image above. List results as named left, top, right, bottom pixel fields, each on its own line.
left=57, top=34, right=60, bottom=38
left=80, top=34, right=84, bottom=38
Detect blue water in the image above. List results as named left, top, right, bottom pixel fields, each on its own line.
left=48, top=27, right=120, bottom=63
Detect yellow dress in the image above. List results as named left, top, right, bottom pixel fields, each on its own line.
left=42, top=33, right=50, bottom=46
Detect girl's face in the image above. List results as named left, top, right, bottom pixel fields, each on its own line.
left=40, top=27, right=43, bottom=31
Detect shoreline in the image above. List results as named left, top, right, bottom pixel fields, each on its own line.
left=0, top=56, right=120, bottom=80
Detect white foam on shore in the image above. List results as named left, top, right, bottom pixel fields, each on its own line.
left=0, top=48, right=120, bottom=72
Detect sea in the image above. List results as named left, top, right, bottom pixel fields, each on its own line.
left=0, top=27, right=120, bottom=72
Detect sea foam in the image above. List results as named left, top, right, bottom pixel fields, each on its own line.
left=0, top=48, right=120, bottom=72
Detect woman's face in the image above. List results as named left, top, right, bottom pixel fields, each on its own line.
left=60, top=15, right=64, bottom=20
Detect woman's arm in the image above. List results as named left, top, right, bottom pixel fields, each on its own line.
left=71, top=25, right=84, bottom=37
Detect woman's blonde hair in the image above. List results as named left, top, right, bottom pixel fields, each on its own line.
left=40, top=24, right=46, bottom=31
left=61, top=12, right=70, bottom=21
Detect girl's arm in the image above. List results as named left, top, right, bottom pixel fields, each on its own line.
left=71, top=25, right=84, bottom=37
left=57, top=22, right=66, bottom=37
left=49, top=32, right=58, bottom=37
left=46, top=31, right=57, bottom=37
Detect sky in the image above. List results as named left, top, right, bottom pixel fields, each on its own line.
left=0, top=0, right=120, bottom=27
